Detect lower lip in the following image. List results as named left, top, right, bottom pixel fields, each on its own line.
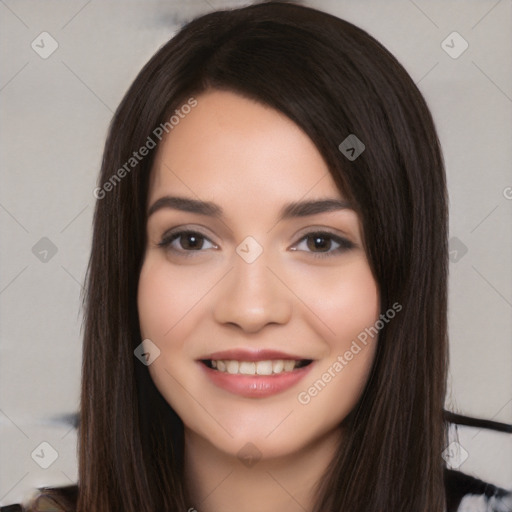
left=198, top=362, right=315, bottom=398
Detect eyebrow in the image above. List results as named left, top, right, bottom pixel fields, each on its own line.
left=147, top=195, right=353, bottom=220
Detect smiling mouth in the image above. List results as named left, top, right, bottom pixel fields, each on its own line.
left=201, top=359, right=313, bottom=375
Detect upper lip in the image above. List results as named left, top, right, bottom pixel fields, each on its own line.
left=199, top=349, right=310, bottom=361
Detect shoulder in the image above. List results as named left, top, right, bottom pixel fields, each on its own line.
left=0, top=485, right=78, bottom=512
left=445, top=468, right=512, bottom=512
left=2, top=474, right=511, bottom=511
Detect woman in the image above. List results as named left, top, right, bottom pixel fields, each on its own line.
left=5, top=2, right=510, bottom=511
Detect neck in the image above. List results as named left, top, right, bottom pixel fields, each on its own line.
left=183, top=427, right=343, bottom=512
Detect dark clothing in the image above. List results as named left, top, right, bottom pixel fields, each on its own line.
left=1, top=470, right=511, bottom=511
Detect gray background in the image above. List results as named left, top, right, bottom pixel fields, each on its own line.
left=1, top=0, right=511, bottom=505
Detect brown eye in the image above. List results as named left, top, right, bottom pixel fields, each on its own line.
left=157, top=230, right=217, bottom=254
left=293, top=231, right=355, bottom=258
left=176, top=232, right=204, bottom=250
left=306, top=234, right=332, bottom=252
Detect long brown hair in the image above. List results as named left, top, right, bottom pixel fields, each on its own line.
left=32, top=2, right=450, bottom=510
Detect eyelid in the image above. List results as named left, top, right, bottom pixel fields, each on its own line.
left=303, top=224, right=351, bottom=236
left=158, top=225, right=216, bottom=242
left=289, top=224, right=355, bottom=245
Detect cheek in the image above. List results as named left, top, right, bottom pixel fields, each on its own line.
left=290, top=258, right=380, bottom=347
left=137, top=260, right=173, bottom=341
left=137, top=257, right=214, bottom=341
left=137, top=255, right=224, bottom=403
left=292, top=260, right=379, bottom=417
left=137, top=258, right=199, bottom=406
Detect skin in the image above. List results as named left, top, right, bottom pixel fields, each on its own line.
left=137, top=90, right=380, bottom=512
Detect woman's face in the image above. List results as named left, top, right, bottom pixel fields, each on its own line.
left=137, top=90, right=380, bottom=460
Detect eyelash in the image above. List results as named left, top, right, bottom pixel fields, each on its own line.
left=157, top=229, right=355, bottom=259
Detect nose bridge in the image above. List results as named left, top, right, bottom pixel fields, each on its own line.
left=212, top=246, right=292, bottom=332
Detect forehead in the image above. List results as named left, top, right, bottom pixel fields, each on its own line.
left=148, top=90, right=344, bottom=207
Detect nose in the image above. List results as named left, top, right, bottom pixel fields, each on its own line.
left=212, top=252, right=293, bottom=333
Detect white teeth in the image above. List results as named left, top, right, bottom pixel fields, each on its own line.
left=283, top=360, right=295, bottom=371
left=272, top=360, right=284, bottom=373
left=226, top=360, right=239, bottom=374
left=256, top=360, right=273, bottom=375
left=209, top=359, right=305, bottom=375
left=239, top=361, right=256, bottom=375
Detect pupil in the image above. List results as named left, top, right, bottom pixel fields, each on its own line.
left=182, top=233, right=202, bottom=250
left=308, top=235, right=330, bottom=252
